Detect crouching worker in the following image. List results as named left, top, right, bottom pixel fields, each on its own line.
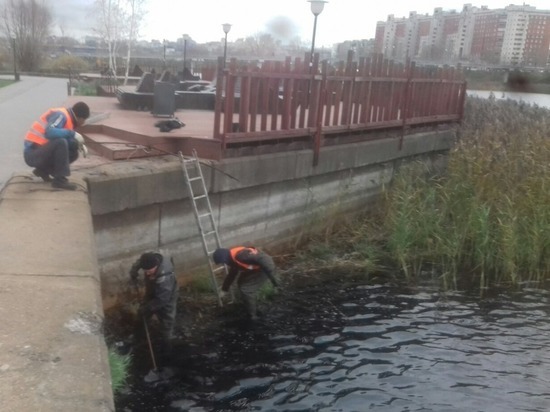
left=23, top=101, right=90, bottom=190
left=129, top=252, right=178, bottom=366
left=213, top=246, right=279, bottom=321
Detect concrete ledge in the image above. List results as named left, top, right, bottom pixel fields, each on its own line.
left=0, top=175, right=114, bottom=412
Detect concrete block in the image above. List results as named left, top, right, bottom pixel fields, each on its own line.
left=0, top=276, right=113, bottom=412
left=87, top=161, right=186, bottom=215
left=0, top=177, right=98, bottom=278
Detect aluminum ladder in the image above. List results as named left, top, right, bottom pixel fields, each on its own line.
left=179, top=149, right=227, bottom=306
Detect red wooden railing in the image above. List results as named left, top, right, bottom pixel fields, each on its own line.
left=213, top=52, right=467, bottom=163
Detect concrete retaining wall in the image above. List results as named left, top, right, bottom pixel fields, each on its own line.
left=0, top=176, right=114, bottom=412
left=88, top=128, right=456, bottom=302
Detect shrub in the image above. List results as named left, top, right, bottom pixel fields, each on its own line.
left=47, top=54, right=89, bottom=74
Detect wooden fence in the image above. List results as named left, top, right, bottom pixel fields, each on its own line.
left=213, top=52, right=467, bottom=163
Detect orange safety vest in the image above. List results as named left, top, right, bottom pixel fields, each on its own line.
left=230, top=247, right=260, bottom=271
left=25, top=107, right=74, bottom=146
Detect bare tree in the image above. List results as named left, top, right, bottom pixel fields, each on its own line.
left=93, top=0, right=146, bottom=84
left=93, top=0, right=125, bottom=82
left=1, top=0, right=52, bottom=71
left=122, top=0, right=146, bottom=85
left=243, top=33, right=280, bottom=58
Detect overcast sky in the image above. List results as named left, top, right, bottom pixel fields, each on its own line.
left=52, top=1, right=550, bottom=46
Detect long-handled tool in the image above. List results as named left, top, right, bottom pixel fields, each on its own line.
left=143, top=317, right=162, bottom=383
left=143, top=317, right=158, bottom=371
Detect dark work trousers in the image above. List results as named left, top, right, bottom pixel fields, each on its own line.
left=24, top=139, right=78, bottom=178
left=238, top=271, right=268, bottom=319
left=136, top=298, right=177, bottom=367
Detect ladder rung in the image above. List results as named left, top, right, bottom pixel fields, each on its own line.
left=212, top=266, right=226, bottom=273
left=188, top=176, right=202, bottom=182
left=193, top=194, right=207, bottom=200
left=203, top=230, right=217, bottom=237
left=198, top=213, right=212, bottom=219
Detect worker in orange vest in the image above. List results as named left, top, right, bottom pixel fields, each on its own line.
left=213, top=246, right=279, bottom=321
left=23, top=101, right=90, bottom=190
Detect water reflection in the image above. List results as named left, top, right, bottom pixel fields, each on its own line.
left=117, top=283, right=550, bottom=411
left=467, top=90, right=550, bottom=109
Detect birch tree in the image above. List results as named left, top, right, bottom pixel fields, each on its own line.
left=122, top=0, right=146, bottom=85
left=93, top=0, right=125, bottom=82
left=93, top=0, right=146, bottom=84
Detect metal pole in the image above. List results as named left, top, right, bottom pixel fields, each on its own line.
left=310, top=14, right=318, bottom=66
left=12, top=38, right=19, bottom=81
left=223, top=32, right=228, bottom=69
left=163, top=40, right=166, bottom=70
left=183, top=39, right=187, bottom=72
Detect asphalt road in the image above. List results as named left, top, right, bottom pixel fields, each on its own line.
left=0, top=75, right=70, bottom=189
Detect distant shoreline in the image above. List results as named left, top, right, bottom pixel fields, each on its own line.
left=466, top=81, right=550, bottom=95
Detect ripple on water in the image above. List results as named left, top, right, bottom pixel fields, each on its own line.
left=115, top=283, right=550, bottom=411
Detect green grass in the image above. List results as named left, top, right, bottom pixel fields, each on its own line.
left=184, top=270, right=219, bottom=295
left=0, top=79, right=15, bottom=88
left=74, top=82, right=97, bottom=96
left=108, top=348, right=131, bottom=394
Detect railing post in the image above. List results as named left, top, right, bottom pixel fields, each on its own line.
left=213, top=56, right=224, bottom=146
left=400, top=59, right=414, bottom=150
left=313, top=61, right=328, bottom=167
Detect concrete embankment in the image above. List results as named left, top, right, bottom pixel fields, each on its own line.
left=89, top=127, right=457, bottom=303
left=0, top=125, right=456, bottom=411
left=0, top=175, right=114, bottom=412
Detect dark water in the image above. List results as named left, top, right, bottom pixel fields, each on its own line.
left=114, top=281, right=550, bottom=412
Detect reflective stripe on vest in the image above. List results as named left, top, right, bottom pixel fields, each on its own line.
left=25, top=107, right=74, bottom=146
left=230, top=247, right=260, bottom=271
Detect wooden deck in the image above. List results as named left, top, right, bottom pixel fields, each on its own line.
left=70, top=53, right=466, bottom=164
left=73, top=96, right=224, bottom=160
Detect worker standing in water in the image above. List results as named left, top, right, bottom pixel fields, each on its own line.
left=212, top=246, right=279, bottom=321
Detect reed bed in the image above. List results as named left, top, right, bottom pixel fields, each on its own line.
left=293, top=96, right=550, bottom=290
left=381, top=96, right=550, bottom=287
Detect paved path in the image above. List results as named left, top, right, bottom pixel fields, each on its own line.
left=0, top=75, right=114, bottom=411
left=0, top=75, right=69, bottom=189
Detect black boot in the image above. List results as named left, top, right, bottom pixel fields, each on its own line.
left=52, top=177, right=77, bottom=191
left=32, top=168, right=52, bottom=182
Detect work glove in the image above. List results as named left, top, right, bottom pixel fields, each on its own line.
left=74, top=132, right=88, bottom=158
left=218, top=288, right=227, bottom=299
left=74, top=132, right=85, bottom=145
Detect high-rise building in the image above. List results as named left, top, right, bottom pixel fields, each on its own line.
left=375, top=3, right=550, bottom=67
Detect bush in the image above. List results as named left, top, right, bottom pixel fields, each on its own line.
left=46, top=54, right=89, bottom=74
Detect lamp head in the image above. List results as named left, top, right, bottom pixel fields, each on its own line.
left=308, top=0, right=327, bottom=16
left=222, top=23, right=232, bottom=34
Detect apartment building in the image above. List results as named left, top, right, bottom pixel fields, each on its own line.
left=375, top=3, right=550, bottom=67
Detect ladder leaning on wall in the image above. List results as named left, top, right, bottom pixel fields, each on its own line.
left=179, top=149, right=227, bottom=307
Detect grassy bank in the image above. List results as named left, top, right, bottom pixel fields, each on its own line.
left=290, top=96, right=550, bottom=291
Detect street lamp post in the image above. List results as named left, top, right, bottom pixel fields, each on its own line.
left=163, top=39, right=167, bottom=70
left=308, top=0, right=327, bottom=66
left=11, top=36, right=19, bottom=81
left=222, top=23, right=232, bottom=69
left=182, top=36, right=188, bottom=74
